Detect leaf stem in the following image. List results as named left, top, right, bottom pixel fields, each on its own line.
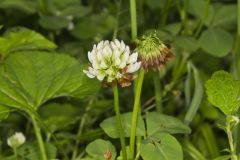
left=13, top=147, right=18, bottom=160
left=130, top=0, right=137, bottom=40
left=31, top=116, right=47, bottom=160
left=71, top=101, right=92, bottom=160
left=154, top=75, right=162, bottom=112
left=226, top=119, right=238, bottom=160
left=113, top=85, right=127, bottom=160
left=130, top=69, right=145, bottom=159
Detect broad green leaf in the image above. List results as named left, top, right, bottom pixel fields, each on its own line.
left=163, top=22, right=182, bottom=36
left=174, top=36, right=199, bottom=53
left=146, top=112, right=191, bottom=136
left=212, top=5, right=237, bottom=28
left=0, top=51, right=100, bottom=113
left=188, top=0, right=214, bottom=26
left=71, top=12, right=116, bottom=40
left=39, top=103, right=82, bottom=132
left=86, top=139, right=116, bottom=160
left=140, top=133, right=183, bottom=160
left=18, top=142, right=56, bottom=160
left=184, top=64, right=204, bottom=124
left=200, top=29, right=233, bottom=57
left=39, top=15, right=69, bottom=30
left=0, top=0, right=37, bottom=14
left=0, top=28, right=56, bottom=59
left=205, top=71, right=240, bottom=115
left=4, top=28, right=57, bottom=52
left=100, top=112, right=145, bottom=138
left=0, top=105, right=11, bottom=121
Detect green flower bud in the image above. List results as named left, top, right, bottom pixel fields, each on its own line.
left=135, top=34, right=174, bottom=70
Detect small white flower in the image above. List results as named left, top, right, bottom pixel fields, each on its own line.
left=83, top=39, right=141, bottom=87
left=7, top=132, right=26, bottom=149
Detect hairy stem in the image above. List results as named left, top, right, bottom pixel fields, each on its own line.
left=130, top=70, right=145, bottom=159
left=31, top=116, right=47, bottom=160
left=113, top=85, right=127, bottom=160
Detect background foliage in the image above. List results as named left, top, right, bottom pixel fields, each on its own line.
left=0, top=0, right=239, bottom=159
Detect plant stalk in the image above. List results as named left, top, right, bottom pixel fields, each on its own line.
left=130, top=0, right=137, bottom=40
left=154, top=75, right=162, bottom=112
left=226, top=120, right=238, bottom=160
left=113, top=85, right=127, bottom=160
left=31, top=116, right=47, bottom=160
left=130, top=70, right=145, bottom=159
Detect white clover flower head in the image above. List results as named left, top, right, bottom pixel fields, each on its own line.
left=7, top=132, right=26, bottom=149
left=83, top=39, right=141, bottom=87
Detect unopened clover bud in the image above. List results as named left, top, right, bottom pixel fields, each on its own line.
left=135, top=34, right=174, bottom=70
left=7, top=132, right=25, bottom=149
left=83, top=39, right=141, bottom=87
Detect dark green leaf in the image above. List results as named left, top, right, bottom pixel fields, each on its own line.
left=200, top=29, right=233, bottom=57
left=146, top=112, right=191, bottom=135
left=86, top=139, right=116, bottom=160
left=100, top=112, right=145, bottom=138
left=140, top=133, right=183, bottom=160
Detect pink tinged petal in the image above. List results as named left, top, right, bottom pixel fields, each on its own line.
left=127, top=62, right=141, bottom=73
left=127, top=52, right=138, bottom=64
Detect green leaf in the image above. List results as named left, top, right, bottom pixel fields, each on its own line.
left=86, top=139, right=116, bottom=160
left=39, top=15, right=69, bottom=30
left=163, top=22, right=182, bottom=36
left=205, top=71, right=240, bottom=115
left=0, top=51, right=100, bottom=113
left=174, top=36, right=199, bottom=53
left=18, top=142, right=56, bottom=160
left=146, top=112, right=191, bottom=136
left=213, top=155, right=231, bottom=160
left=0, top=0, right=37, bottom=14
left=4, top=28, right=57, bottom=52
left=212, top=5, right=237, bottom=28
left=100, top=112, right=145, bottom=138
left=71, top=12, right=116, bottom=40
left=183, top=140, right=206, bottom=160
left=0, top=105, right=11, bottom=121
left=188, top=0, right=214, bottom=26
left=39, top=103, right=82, bottom=132
left=140, top=133, right=183, bottom=160
left=184, top=64, right=204, bottom=124
left=200, top=29, right=233, bottom=57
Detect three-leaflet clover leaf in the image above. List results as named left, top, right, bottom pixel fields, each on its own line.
left=205, top=71, right=240, bottom=115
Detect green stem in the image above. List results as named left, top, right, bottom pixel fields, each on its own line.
left=226, top=120, right=237, bottom=160
left=38, top=0, right=47, bottom=13
left=13, top=147, right=18, bottom=160
left=113, top=85, right=127, bottom=160
left=154, top=75, right=162, bottom=112
left=71, top=102, right=92, bottom=160
left=130, top=70, right=145, bottom=159
left=31, top=116, right=47, bottom=160
left=130, top=0, right=137, bottom=40
left=194, top=0, right=210, bottom=37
